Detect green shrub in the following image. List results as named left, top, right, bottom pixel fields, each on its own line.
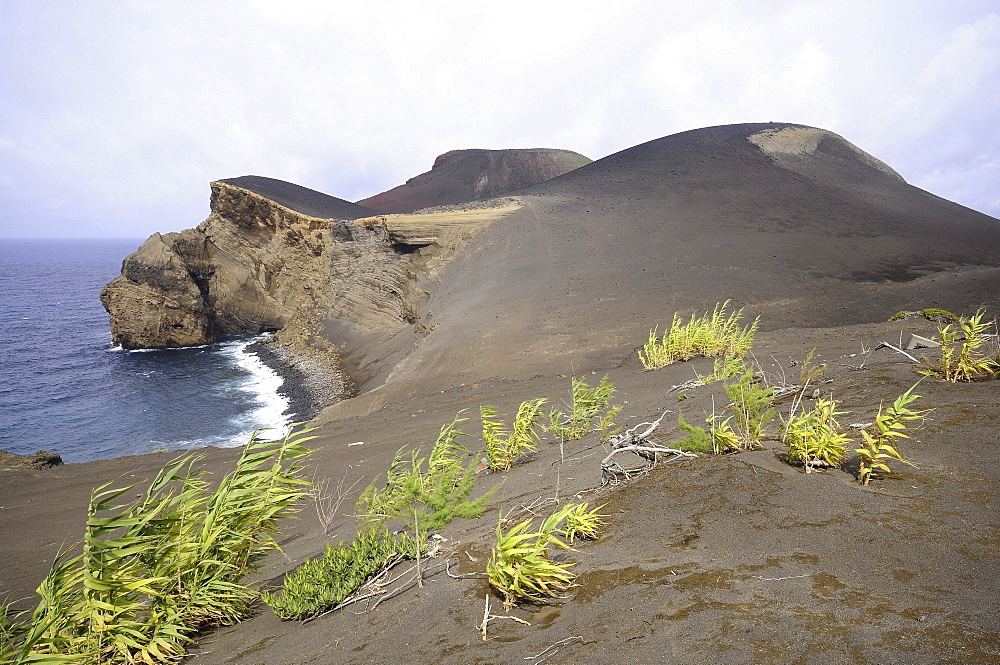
left=639, top=301, right=758, bottom=370
left=1, top=426, right=313, bottom=665
left=783, top=398, right=851, bottom=471
left=548, top=375, right=617, bottom=441
left=481, top=398, right=547, bottom=471
left=697, top=355, right=747, bottom=385
left=262, top=528, right=416, bottom=621
left=856, top=384, right=927, bottom=485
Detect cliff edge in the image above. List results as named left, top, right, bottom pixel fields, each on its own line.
left=100, top=177, right=518, bottom=353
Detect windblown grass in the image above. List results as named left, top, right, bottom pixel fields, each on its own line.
left=487, top=504, right=580, bottom=609
left=1, top=426, right=313, bottom=665
left=919, top=308, right=998, bottom=382
left=548, top=375, right=617, bottom=442
left=856, top=384, right=926, bottom=485
left=639, top=300, right=758, bottom=370
left=481, top=398, right=547, bottom=471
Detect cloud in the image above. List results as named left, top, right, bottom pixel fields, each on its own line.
left=0, top=0, right=997, bottom=237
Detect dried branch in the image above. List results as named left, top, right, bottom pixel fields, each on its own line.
left=479, top=594, right=531, bottom=641
left=601, top=411, right=696, bottom=485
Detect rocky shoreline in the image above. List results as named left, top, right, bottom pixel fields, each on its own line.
left=247, top=336, right=352, bottom=424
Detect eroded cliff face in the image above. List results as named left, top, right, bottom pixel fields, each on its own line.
left=101, top=181, right=516, bottom=350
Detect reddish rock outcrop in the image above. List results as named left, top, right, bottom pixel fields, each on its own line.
left=357, top=148, right=591, bottom=213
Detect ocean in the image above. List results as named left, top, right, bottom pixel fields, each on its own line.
left=0, top=238, right=291, bottom=463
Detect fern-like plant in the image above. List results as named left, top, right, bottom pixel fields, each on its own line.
left=356, top=413, right=497, bottom=535
left=673, top=412, right=714, bottom=453
left=856, top=384, right=927, bottom=485
left=724, top=368, right=775, bottom=448
left=481, top=398, right=547, bottom=471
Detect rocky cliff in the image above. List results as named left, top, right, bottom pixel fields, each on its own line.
left=100, top=177, right=517, bottom=351
left=357, top=148, right=591, bottom=213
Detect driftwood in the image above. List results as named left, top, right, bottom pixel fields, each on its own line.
left=601, top=411, right=697, bottom=485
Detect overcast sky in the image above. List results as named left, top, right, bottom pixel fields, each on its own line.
left=1, top=1, right=997, bottom=238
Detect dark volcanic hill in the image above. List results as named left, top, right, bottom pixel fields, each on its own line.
left=219, top=175, right=376, bottom=219
left=356, top=148, right=592, bottom=213
left=325, top=122, right=1000, bottom=411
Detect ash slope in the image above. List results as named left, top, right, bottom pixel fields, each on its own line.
left=325, top=123, right=1000, bottom=413
left=357, top=148, right=591, bottom=213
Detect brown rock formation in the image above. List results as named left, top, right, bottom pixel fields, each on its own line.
left=100, top=176, right=519, bottom=351
left=357, top=148, right=591, bottom=213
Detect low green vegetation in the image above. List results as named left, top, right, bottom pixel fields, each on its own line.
left=481, top=398, right=547, bottom=471
left=1, top=426, right=313, bottom=665
left=262, top=528, right=416, bottom=621
left=673, top=412, right=715, bottom=453
left=639, top=300, right=758, bottom=370
left=559, top=503, right=606, bottom=543
left=265, top=414, right=499, bottom=622
left=919, top=308, right=998, bottom=382
left=696, top=354, right=747, bottom=384
left=783, top=398, right=852, bottom=471
left=888, top=308, right=958, bottom=323
left=724, top=367, right=775, bottom=448
left=548, top=375, right=618, bottom=442
left=856, top=384, right=926, bottom=485
left=487, top=503, right=600, bottom=609
left=355, top=414, right=496, bottom=534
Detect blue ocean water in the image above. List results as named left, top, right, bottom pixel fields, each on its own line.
left=0, top=238, right=290, bottom=463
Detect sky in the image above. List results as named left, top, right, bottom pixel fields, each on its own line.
left=1, top=1, right=998, bottom=238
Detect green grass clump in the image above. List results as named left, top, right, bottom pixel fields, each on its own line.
left=919, top=308, right=998, bottom=382
left=639, top=300, right=759, bottom=370
left=481, top=398, right=547, bottom=471
left=262, top=529, right=416, bottom=621
left=559, top=503, right=606, bottom=543
left=548, top=375, right=617, bottom=441
left=697, top=355, right=747, bottom=385
left=783, top=398, right=851, bottom=471
left=1, top=426, right=313, bottom=665
left=356, top=414, right=497, bottom=535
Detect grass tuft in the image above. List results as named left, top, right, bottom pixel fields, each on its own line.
left=639, top=300, right=758, bottom=370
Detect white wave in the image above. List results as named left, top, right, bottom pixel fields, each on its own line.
left=224, top=335, right=291, bottom=442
